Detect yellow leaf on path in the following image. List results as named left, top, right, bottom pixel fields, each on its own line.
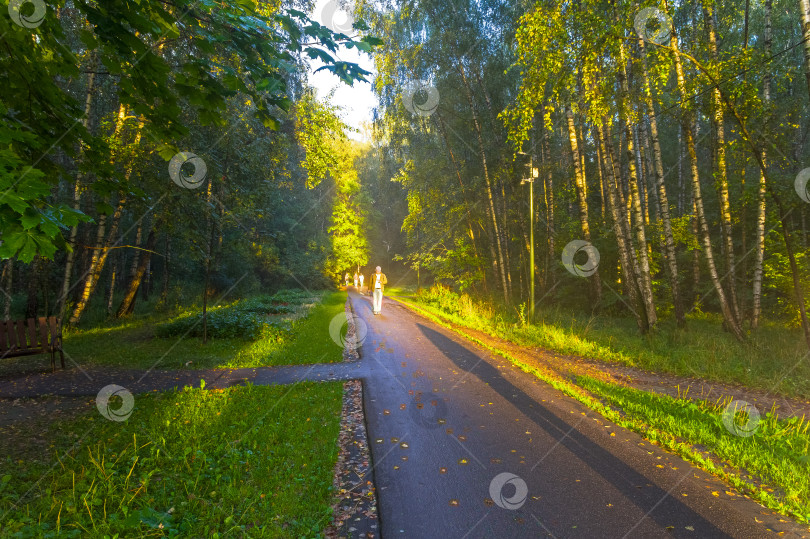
left=712, top=491, right=719, bottom=497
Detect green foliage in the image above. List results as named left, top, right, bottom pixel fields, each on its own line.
left=0, top=0, right=380, bottom=262
left=324, top=138, right=370, bottom=280
left=154, top=289, right=316, bottom=340
left=267, top=288, right=313, bottom=304
left=156, top=305, right=287, bottom=340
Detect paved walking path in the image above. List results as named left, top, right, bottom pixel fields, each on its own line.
left=1, top=291, right=806, bottom=537
left=0, top=361, right=364, bottom=398
left=350, top=292, right=806, bottom=538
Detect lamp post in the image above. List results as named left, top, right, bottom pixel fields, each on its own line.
left=519, top=152, right=539, bottom=323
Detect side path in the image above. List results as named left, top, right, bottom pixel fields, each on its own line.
left=0, top=363, right=365, bottom=398
left=351, top=292, right=808, bottom=538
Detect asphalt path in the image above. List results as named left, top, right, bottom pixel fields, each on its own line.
left=352, top=291, right=807, bottom=539
left=1, top=290, right=806, bottom=538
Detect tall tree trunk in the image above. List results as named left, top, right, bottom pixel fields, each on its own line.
left=540, top=104, right=556, bottom=290
left=458, top=66, right=509, bottom=303
left=160, top=234, right=171, bottom=304
left=752, top=0, right=772, bottom=329
left=704, top=2, right=741, bottom=322
left=800, top=0, right=810, bottom=99
left=127, top=221, right=143, bottom=292
left=434, top=112, right=482, bottom=265
left=25, top=257, right=40, bottom=319
left=69, top=106, right=142, bottom=326
left=566, top=105, right=601, bottom=303
left=616, top=56, right=657, bottom=328
left=1, top=260, right=12, bottom=319
left=106, top=254, right=117, bottom=318
left=58, top=59, right=97, bottom=318
left=669, top=19, right=745, bottom=341
left=597, top=120, right=648, bottom=333
left=638, top=34, right=685, bottom=326
left=116, top=229, right=157, bottom=318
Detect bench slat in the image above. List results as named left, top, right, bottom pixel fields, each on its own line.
left=27, top=318, right=38, bottom=349
left=16, top=321, right=29, bottom=350
left=48, top=317, right=58, bottom=346
left=38, top=317, right=50, bottom=352
left=6, top=320, right=18, bottom=350
left=1, top=316, right=64, bottom=370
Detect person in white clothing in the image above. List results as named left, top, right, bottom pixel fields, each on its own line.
left=353, top=272, right=359, bottom=288
left=359, top=273, right=365, bottom=292
left=369, top=266, right=387, bottom=315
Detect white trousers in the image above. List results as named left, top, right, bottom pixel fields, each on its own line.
left=373, top=289, right=383, bottom=312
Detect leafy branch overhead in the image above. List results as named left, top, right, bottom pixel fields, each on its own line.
left=0, top=0, right=381, bottom=262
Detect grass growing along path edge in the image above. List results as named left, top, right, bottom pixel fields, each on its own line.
left=393, top=295, right=810, bottom=526
left=393, top=286, right=810, bottom=397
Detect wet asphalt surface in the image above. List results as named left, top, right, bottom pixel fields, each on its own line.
left=350, top=292, right=808, bottom=539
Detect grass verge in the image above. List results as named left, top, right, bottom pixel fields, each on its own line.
left=27, top=291, right=348, bottom=371
left=409, top=286, right=810, bottom=397
left=0, top=381, right=343, bottom=537
left=395, top=296, right=810, bottom=525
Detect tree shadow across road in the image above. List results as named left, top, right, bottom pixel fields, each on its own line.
left=416, top=322, right=746, bottom=538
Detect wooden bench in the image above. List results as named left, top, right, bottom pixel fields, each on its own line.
left=0, top=316, right=65, bottom=371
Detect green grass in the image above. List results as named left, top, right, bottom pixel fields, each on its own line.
left=0, top=381, right=344, bottom=537
left=22, top=291, right=348, bottom=371
left=270, top=291, right=350, bottom=366
left=384, top=285, right=417, bottom=297
left=406, top=285, right=810, bottom=397
left=575, top=376, right=810, bottom=521
left=396, top=290, right=810, bottom=524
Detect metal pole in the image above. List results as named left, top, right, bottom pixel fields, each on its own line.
left=529, top=177, right=535, bottom=323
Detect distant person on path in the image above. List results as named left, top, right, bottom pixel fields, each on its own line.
left=344, top=272, right=350, bottom=287
left=369, top=266, right=387, bottom=315
left=353, top=272, right=359, bottom=288
left=359, top=272, right=364, bottom=292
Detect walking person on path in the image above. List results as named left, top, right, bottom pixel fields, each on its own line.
left=353, top=272, right=359, bottom=288
left=344, top=272, right=350, bottom=287
left=369, top=266, right=387, bottom=315
left=359, top=272, right=365, bottom=292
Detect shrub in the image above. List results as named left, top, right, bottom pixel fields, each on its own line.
left=156, top=306, right=287, bottom=341
left=270, top=288, right=313, bottom=303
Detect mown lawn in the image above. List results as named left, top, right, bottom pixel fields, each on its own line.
left=18, top=290, right=349, bottom=371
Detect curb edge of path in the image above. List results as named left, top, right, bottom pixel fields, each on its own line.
left=327, top=294, right=381, bottom=538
